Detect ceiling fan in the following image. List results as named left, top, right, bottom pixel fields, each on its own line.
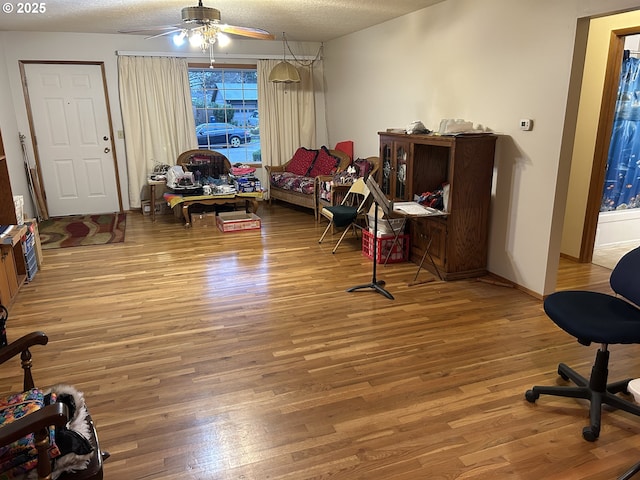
left=119, top=1, right=274, bottom=64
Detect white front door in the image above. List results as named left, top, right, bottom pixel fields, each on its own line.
left=23, top=63, right=120, bottom=216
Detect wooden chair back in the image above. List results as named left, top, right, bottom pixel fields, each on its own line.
left=364, top=156, right=381, bottom=182
left=332, top=150, right=352, bottom=173
left=176, top=149, right=231, bottom=179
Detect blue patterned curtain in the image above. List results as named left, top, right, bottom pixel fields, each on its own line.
left=601, top=52, right=640, bottom=211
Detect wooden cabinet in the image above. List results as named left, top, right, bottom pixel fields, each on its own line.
left=1, top=244, right=20, bottom=305
left=380, top=138, right=413, bottom=201
left=379, top=132, right=497, bottom=280
left=0, top=131, right=27, bottom=306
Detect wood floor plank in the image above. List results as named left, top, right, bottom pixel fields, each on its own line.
left=2, top=202, right=639, bottom=479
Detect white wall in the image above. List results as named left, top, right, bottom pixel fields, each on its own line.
left=0, top=41, right=27, bottom=206
left=323, top=0, right=640, bottom=296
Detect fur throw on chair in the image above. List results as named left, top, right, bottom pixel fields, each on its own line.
left=26, top=384, right=94, bottom=480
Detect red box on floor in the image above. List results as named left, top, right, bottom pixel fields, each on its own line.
left=216, top=212, right=261, bottom=232
left=362, top=230, right=409, bottom=264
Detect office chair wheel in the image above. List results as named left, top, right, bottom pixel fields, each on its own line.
left=524, top=389, right=539, bottom=403
left=558, top=366, right=570, bottom=381
left=582, top=425, right=599, bottom=442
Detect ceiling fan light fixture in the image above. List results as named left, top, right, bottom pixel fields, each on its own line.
left=121, top=2, right=274, bottom=67
left=269, top=61, right=301, bottom=83
left=189, top=30, right=204, bottom=48
left=181, top=3, right=221, bottom=23
left=173, top=30, right=187, bottom=46
left=216, top=32, right=230, bottom=47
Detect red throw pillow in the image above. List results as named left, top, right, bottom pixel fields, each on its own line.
left=285, top=147, right=318, bottom=176
left=308, top=146, right=340, bottom=177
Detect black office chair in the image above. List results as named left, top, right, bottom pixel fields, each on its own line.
left=620, top=459, right=640, bottom=480
left=525, top=245, right=640, bottom=442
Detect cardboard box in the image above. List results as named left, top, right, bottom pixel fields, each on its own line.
left=191, top=212, right=217, bottom=228
left=216, top=212, right=261, bottom=232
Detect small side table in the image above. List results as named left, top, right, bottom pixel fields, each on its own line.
left=317, top=181, right=353, bottom=211
left=147, top=178, right=166, bottom=222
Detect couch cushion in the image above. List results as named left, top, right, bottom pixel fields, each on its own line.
left=285, top=148, right=318, bottom=176
left=270, top=172, right=316, bottom=195
left=308, top=146, right=341, bottom=178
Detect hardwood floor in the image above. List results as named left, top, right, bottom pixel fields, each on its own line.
left=593, top=242, right=640, bottom=270
left=3, top=203, right=640, bottom=479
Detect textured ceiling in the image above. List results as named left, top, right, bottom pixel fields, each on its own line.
left=0, top=0, right=444, bottom=42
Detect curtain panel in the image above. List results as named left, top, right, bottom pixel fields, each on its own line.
left=118, top=56, right=197, bottom=208
left=257, top=59, right=318, bottom=169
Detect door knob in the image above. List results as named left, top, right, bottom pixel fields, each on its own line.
left=104, top=147, right=111, bottom=153
left=103, top=136, right=109, bottom=141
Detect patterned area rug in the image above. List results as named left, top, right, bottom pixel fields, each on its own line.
left=39, top=213, right=126, bottom=249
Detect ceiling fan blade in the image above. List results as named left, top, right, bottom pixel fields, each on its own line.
left=119, top=25, right=182, bottom=34
left=219, top=24, right=275, bottom=40
left=145, top=29, right=184, bottom=40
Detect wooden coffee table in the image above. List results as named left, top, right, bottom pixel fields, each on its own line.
left=163, top=192, right=262, bottom=227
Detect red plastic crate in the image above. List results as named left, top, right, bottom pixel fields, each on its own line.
left=362, top=230, right=409, bottom=264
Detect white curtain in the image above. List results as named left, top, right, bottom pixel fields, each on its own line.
left=257, top=59, right=318, bottom=169
left=118, top=56, right=197, bottom=208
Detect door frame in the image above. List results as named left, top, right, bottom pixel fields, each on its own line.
left=582, top=27, right=640, bottom=262
left=19, top=60, right=124, bottom=215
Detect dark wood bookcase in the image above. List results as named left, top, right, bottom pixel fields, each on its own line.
left=379, top=132, right=497, bottom=280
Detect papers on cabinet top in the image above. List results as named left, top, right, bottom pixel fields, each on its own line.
left=393, top=202, right=447, bottom=216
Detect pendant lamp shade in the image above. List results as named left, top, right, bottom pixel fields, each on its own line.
left=268, top=60, right=301, bottom=83
left=269, top=33, right=301, bottom=83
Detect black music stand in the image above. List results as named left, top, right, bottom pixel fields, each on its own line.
left=346, top=177, right=394, bottom=300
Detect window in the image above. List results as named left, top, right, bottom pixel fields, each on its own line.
left=189, top=65, right=261, bottom=164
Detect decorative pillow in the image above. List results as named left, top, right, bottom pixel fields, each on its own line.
left=285, top=148, right=318, bottom=176
left=308, top=146, right=340, bottom=177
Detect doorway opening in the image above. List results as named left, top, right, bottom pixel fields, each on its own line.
left=592, top=33, right=640, bottom=269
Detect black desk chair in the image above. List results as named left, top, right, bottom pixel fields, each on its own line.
left=525, top=245, right=640, bottom=442
left=620, top=459, right=640, bottom=480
